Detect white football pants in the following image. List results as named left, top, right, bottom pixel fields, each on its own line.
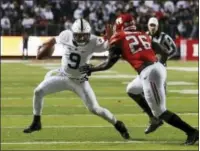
left=126, top=62, right=167, bottom=118
left=33, top=68, right=117, bottom=125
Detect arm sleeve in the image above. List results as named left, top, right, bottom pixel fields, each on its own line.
left=93, top=35, right=109, bottom=53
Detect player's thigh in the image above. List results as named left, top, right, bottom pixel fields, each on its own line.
left=36, top=76, right=73, bottom=95
left=126, top=75, right=143, bottom=94
left=73, top=81, right=99, bottom=109
left=44, top=68, right=61, bottom=80
left=143, top=80, right=166, bottom=117
left=142, top=64, right=167, bottom=117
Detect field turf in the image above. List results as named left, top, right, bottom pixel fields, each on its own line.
left=1, top=60, right=198, bottom=150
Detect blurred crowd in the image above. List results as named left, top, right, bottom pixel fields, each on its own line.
left=1, top=0, right=199, bottom=39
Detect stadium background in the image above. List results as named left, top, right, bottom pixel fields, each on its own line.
left=1, top=0, right=199, bottom=150
left=0, top=0, right=199, bottom=60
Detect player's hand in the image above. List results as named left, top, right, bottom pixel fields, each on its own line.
left=36, top=44, right=44, bottom=59
left=79, top=64, right=93, bottom=76
left=36, top=44, right=54, bottom=60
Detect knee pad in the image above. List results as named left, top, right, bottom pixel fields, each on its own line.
left=159, top=110, right=174, bottom=122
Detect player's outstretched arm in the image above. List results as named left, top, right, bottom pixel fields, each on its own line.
left=36, top=38, right=56, bottom=60
left=90, top=45, right=121, bottom=72
left=152, top=41, right=169, bottom=64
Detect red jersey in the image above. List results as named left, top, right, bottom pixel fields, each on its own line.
left=109, top=31, right=157, bottom=72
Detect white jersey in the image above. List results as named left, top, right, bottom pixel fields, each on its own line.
left=55, top=30, right=108, bottom=79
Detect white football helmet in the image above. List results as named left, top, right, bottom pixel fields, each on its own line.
left=148, top=17, right=159, bottom=35
left=71, top=18, right=91, bottom=46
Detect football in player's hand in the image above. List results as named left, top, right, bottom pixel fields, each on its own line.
left=36, top=45, right=54, bottom=60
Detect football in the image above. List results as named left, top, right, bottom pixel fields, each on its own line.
left=36, top=45, right=55, bottom=60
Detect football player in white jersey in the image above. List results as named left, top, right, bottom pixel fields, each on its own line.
left=23, top=18, right=130, bottom=139
left=126, top=17, right=177, bottom=134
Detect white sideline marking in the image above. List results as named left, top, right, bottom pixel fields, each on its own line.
left=169, top=90, right=199, bottom=94
left=91, top=75, right=136, bottom=79
left=167, top=81, right=196, bottom=85
left=122, top=81, right=196, bottom=86
left=167, top=67, right=198, bottom=72
left=3, top=113, right=198, bottom=117
left=1, top=96, right=197, bottom=100
left=2, top=104, right=137, bottom=107
left=31, top=63, right=198, bottom=72
left=43, top=68, right=119, bottom=74
left=44, top=66, right=58, bottom=70
left=27, top=63, right=60, bottom=66
left=1, top=140, right=183, bottom=145
left=1, top=60, right=29, bottom=63
left=93, top=70, right=118, bottom=74
left=2, top=125, right=198, bottom=129
left=2, top=96, right=129, bottom=100
left=2, top=104, right=137, bottom=108
left=169, top=90, right=198, bottom=94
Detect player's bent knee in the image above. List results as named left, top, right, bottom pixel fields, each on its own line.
left=34, top=87, right=44, bottom=97
left=126, top=84, right=141, bottom=95
left=126, top=84, right=131, bottom=93
left=88, top=105, right=101, bottom=115
left=159, top=110, right=174, bottom=121
left=126, top=84, right=135, bottom=94
left=152, top=108, right=166, bottom=118
left=127, top=93, right=140, bottom=101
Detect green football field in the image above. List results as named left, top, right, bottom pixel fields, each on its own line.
left=1, top=59, right=199, bottom=150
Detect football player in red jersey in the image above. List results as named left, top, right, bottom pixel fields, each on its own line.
left=80, top=13, right=198, bottom=145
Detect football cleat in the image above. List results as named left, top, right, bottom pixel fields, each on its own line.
left=145, top=117, right=163, bottom=134
left=114, top=121, right=130, bottom=139
left=184, top=130, right=199, bottom=145
left=23, top=121, right=42, bottom=133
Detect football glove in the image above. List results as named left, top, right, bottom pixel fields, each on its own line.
left=79, top=64, right=93, bottom=76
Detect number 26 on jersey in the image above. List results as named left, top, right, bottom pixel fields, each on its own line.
left=125, top=35, right=151, bottom=54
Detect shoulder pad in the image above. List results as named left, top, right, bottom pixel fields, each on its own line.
left=60, top=29, right=71, bottom=36
left=109, top=32, right=124, bottom=46
left=57, top=30, right=72, bottom=44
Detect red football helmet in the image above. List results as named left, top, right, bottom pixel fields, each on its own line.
left=113, top=13, right=136, bottom=33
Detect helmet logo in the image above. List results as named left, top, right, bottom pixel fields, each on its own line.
left=116, top=17, right=123, bottom=24
left=80, top=18, right=84, bottom=31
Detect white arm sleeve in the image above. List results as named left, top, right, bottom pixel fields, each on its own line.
left=92, top=35, right=109, bottom=53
